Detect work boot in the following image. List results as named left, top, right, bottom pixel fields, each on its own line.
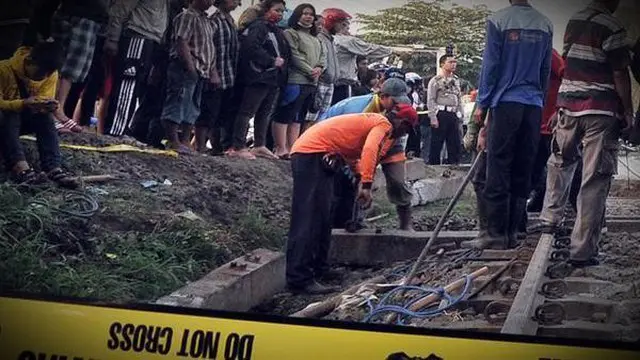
left=475, top=189, right=489, bottom=238
left=508, top=197, right=528, bottom=248
left=289, top=280, right=339, bottom=295
left=397, top=205, right=414, bottom=231
left=461, top=199, right=509, bottom=250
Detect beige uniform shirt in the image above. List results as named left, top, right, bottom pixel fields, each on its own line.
left=427, top=74, right=464, bottom=121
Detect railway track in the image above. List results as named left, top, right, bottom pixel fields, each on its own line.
left=289, top=207, right=640, bottom=343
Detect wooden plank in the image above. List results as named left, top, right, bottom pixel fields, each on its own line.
left=501, top=233, right=553, bottom=335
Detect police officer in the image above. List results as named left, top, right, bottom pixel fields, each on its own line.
left=426, top=54, right=464, bottom=165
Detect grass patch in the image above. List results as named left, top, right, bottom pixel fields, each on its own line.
left=0, top=184, right=243, bottom=302
left=233, top=204, right=287, bottom=252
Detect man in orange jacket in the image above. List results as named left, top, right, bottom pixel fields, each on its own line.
left=287, top=104, right=419, bottom=294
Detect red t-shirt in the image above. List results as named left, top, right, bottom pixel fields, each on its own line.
left=540, top=49, right=564, bottom=135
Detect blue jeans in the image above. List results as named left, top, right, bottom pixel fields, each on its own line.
left=420, top=124, right=431, bottom=164
left=161, top=60, right=204, bottom=125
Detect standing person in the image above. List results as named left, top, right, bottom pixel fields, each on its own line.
left=426, top=55, right=464, bottom=165
left=271, top=3, right=325, bottom=159
left=320, top=78, right=415, bottom=231
left=537, top=0, right=633, bottom=268
left=303, top=9, right=346, bottom=127
left=332, top=19, right=392, bottom=104
left=194, top=0, right=241, bottom=154
left=128, top=0, right=189, bottom=148
left=405, top=72, right=424, bottom=158
left=526, top=49, right=565, bottom=213
left=44, top=0, right=109, bottom=133
left=461, top=0, right=553, bottom=251
left=0, top=42, right=79, bottom=189
left=160, top=0, right=215, bottom=153
left=102, top=0, right=170, bottom=138
left=286, top=105, right=419, bottom=294
left=227, top=0, right=290, bottom=160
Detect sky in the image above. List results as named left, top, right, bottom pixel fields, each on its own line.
left=228, top=0, right=639, bottom=51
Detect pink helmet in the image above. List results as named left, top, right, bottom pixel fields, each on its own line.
left=321, top=8, right=351, bottom=32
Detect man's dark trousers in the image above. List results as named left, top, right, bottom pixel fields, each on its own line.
left=0, top=110, right=61, bottom=171
left=429, top=110, right=461, bottom=165
left=286, top=153, right=335, bottom=288
left=484, top=102, right=541, bottom=239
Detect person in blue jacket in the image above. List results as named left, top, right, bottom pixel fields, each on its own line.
left=320, top=73, right=415, bottom=231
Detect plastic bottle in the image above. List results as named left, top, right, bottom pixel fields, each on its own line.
left=90, top=116, right=98, bottom=134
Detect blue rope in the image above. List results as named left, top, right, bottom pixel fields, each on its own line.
left=362, top=275, right=472, bottom=325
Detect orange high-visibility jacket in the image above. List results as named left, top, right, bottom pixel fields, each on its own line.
left=291, top=112, right=395, bottom=186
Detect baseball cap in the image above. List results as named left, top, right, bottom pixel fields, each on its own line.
left=380, top=78, right=411, bottom=105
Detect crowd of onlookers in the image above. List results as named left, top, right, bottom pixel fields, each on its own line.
left=1, top=0, right=477, bottom=169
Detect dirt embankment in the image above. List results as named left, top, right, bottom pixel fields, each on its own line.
left=0, top=133, right=292, bottom=303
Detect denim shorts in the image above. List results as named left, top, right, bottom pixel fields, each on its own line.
left=161, top=60, right=204, bottom=125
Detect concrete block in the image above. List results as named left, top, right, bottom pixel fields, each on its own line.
left=156, top=248, right=285, bottom=312
left=411, top=176, right=465, bottom=206
left=328, top=229, right=478, bottom=266
left=372, top=161, right=466, bottom=191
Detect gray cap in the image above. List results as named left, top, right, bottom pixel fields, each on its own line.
left=380, top=78, right=411, bottom=104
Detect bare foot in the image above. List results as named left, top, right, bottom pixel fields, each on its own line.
left=250, top=146, right=279, bottom=159
left=226, top=148, right=256, bottom=160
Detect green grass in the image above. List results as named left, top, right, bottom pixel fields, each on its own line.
left=0, top=184, right=283, bottom=303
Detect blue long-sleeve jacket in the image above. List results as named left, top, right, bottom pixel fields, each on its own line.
left=477, top=4, right=553, bottom=109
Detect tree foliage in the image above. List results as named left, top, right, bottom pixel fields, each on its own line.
left=356, top=0, right=491, bottom=86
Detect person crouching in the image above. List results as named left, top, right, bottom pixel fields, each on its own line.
left=286, top=103, right=419, bottom=294
left=0, top=41, right=79, bottom=189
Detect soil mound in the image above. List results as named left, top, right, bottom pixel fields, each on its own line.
left=0, top=133, right=292, bottom=303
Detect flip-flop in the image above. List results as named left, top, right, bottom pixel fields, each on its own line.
left=61, top=119, right=83, bottom=133
left=277, top=154, right=291, bottom=161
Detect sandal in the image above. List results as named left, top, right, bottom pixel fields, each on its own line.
left=13, top=168, right=47, bottom=186
left=48, top=168, right=80, bottom=189
left=60, top=119, right=83, bottom=133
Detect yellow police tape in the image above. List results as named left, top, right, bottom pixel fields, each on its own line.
left=0, top=296, right=638, bottom=360
left=19, top=135, right=179, bottom=158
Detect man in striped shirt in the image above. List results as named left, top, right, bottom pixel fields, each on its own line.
left=538, top=0, right=634, bottom=268
left=194, top=0, right=240, bottom=154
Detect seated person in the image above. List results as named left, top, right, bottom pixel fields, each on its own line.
left=0, top=41, right=79, bottom=189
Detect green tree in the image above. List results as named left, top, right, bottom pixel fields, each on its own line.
left=356, top=0, right=491, bottom=87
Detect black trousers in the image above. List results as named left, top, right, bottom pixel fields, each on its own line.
left=405, top=124, right=422, bottom=156
left=331, top=170, right=358, bottom=229
left=286, top=153, right=334, bottom=288
left=331, top=84, right=350, bottom=105
left=429, top=111, right=461, bottom=165
left=64, top=36, right=107, bottom=126
left=103, top=33, right=156, bottom=137
left=196, top=85, right=240, bottom=151
left=0, top=110, right=61, bottom=172
left=233, top=84, right=278, bottom=149
left=485, top=102, right=541, bottom=236
left=530, top=134, right=552, bottom=195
